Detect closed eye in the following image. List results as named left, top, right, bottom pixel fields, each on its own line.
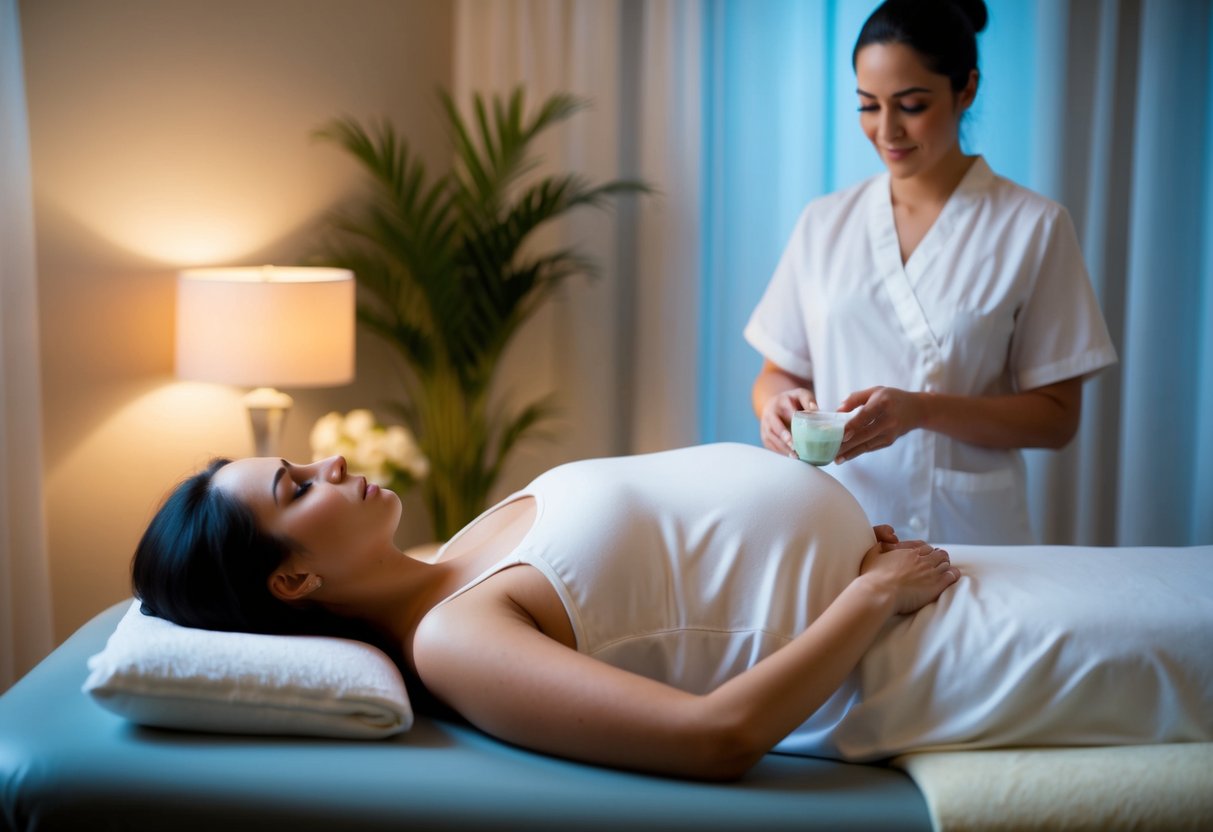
left=293, top=480, right=313, bottom=500
left=857, top=103, right=928, bottom=114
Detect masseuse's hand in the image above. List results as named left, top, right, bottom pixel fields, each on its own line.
left=760, top=387, right=817, bottom=457
left=859, top=540, right=959, bottom=615
left=836, top=386, right=925, bottom=463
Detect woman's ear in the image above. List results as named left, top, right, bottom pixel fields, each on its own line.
left=958, top=69, right=978, bottom=110
left=268, top=568, right=323, bottom=602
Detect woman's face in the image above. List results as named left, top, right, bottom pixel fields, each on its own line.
left=212, top=455, right=402, bottom=585
left=854, top=42, right=976, bottom=180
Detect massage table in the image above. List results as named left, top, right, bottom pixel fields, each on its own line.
left=7, top=537, right=1213, bottom=832
left=0, top=601, right=930, bottom=831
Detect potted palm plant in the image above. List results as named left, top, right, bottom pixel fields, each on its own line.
left=314, top=88, right=646, bottom=540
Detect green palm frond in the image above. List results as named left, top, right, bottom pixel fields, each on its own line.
left=314, top=86, right=648, bottom=538
left=356, top=307, right=434, bottom=378
left=486, top=394, right=561, bottom=493
left=314, top=117, right=444, bottom=214
left=507, top=249, right=595, bottom=320
left=439, top=88, right=588, bottom=220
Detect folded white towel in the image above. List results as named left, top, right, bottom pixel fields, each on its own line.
left=84, top=600, right=412, bottom=739
left=895, top=744, right=1213, bottom=831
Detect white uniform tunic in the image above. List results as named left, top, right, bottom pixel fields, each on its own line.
left=437, top=444, right=1213, bottom=761
left=744, top=158, right=1117, bottom=543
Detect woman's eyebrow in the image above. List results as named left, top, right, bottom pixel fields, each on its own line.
left=856, top=86, right=933, bottom=98
left=272, top=463, right=288, bottom=506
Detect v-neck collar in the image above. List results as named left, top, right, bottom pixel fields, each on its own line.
left=868, top=156, right=993, bottom=352
left=872, top=156, right=993, bottom=282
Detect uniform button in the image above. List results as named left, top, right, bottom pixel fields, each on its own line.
left=909, top=515, right=924, bottom=532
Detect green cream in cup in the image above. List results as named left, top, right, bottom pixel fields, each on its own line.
left=791, top=410, right=850, bottom=465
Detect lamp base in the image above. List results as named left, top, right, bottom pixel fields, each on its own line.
left=244, top=387, right=294, bottom=457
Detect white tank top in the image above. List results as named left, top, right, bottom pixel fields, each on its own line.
left=436, top=444, right=1213, bottom=760
left=436, top=443, right=877, bottom=756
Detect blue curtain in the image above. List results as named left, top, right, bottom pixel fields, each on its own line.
left=699, top=0, right=1034, bottom=443
left=698, top=0, right=1213, bottom=545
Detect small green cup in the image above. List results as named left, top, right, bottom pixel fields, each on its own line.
left=791, top=410, right=850, bottom=465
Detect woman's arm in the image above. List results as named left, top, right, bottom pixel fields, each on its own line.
left=835, top=377, right=1082, bottom=463
left=412, top=543, right=957, bottom=781
left=753, top=359, right=817, bottom=455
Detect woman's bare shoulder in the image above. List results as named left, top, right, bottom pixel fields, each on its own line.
left=416, top=563, right=575, bottom=654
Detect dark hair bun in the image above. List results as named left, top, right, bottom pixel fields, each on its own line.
left=951, top=0, right=988, bottom=34
left=852, top=0, right=986, bottom=92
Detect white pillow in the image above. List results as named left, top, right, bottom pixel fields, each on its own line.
left=84, top=600, right=412, bottom=739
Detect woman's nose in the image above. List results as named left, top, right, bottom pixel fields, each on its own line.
left=319, top=455, right=346, bottom=482
left=880, top=110, right=903, bottom=141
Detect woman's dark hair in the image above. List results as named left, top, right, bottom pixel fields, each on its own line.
left=131, top=458, right=380, bottom=645
left=852, top=0, right=988, bottom=93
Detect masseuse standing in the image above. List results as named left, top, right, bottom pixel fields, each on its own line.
left=745, top=0, right=1117, bottom=544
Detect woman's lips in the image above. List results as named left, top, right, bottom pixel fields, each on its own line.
left=366, top=482, right=379, bottom=499
left=885, top=146, right=916, bottom=162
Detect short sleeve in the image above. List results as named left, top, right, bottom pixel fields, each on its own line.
left=1010, top=207, right=1118, bottom=391
left=743, top=207, right=815, bottom=380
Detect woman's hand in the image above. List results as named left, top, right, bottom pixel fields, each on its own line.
left=872, top=524, right=899, bottom=546
left=760, top=387, right=817, bottom=456
left=859, top=540, right=959, bottom=615
left=873, top=524, right=929, bottom=551
left=836, top=386, right=926, bottom=462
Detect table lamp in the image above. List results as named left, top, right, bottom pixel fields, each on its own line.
left=175, top=266, right=355, bottom=456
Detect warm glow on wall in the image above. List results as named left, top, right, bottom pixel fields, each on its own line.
left=42, top=157, right=351, bottom=266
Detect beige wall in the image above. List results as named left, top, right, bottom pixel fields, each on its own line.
left=21, top=0, right=454, bottom=642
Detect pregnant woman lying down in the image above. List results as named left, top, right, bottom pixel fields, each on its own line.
left=132, top=443, right=1213, bottom=780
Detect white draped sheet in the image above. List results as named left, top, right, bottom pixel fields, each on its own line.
left=803, top=544, right=1213, bottom=760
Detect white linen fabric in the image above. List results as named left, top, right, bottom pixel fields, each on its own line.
left=744, top=157, right=1118, bottom=546
left=895, top=744, right=1213, bottom=832
left=440, top=444, right=1213, bottom=761
left=84, top=600, right=413, bottom=739
left=821, top=542, right=1213, bottom=760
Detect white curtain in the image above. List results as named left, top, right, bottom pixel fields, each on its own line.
left=0, top=0, right=53, bottom=692
left=453, top=0, right=702, bottom=470
left=1024, top=0, right=1213, bottom=546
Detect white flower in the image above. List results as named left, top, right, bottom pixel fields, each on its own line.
left=364, top=463, right=394, bottom=487
left=383, top=425, right=418, bottom=464
left=309, top=409, right=429, bottom=490
left=332, top=437, right=359, bottom=463
left=343, top=409, right=376, bottom=440
left=383, top=425, right=429, bottom=479
left=352, top=430, right=389, bottom=472
left=309, top=411, right=344, bottom=457
left=405, top=454, right=430, bottom=479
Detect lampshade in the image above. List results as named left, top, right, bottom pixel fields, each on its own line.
left=176, top=266, right=355, bottom=388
